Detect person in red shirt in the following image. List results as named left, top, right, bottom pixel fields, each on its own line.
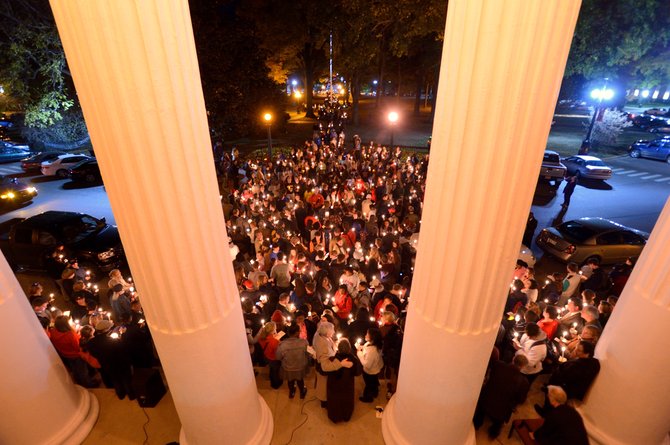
left=333, top=285, right=353, bottom=320
left=49, top=315, right=97, bottom=387
left=537, top=305, right=559, bottom=340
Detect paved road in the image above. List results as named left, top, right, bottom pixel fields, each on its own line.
left=529, top=155, right=670, bottom=276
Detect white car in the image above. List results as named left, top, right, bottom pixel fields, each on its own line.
left=40, top=154, right=92, bottom=178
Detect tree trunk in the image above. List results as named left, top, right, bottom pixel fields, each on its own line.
left=396, top=59, right=402, bottom=104
left=303, top=43, right=317, bottom=119
left=375, top=36, right=386, bottom=108
left=352, top=71, right=361, bottom=126
left=414, top=71, right=424, bottom=116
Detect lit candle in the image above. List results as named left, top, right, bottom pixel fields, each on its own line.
left=369, top=316, right=375, bottom=322
left=110, top=332, right=120, bottom=339
left=261, top=319, right=265, bottom=325
left=336, top=333, right=342, bottom=340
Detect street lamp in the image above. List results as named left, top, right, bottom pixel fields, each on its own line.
left=579, top=80, right=614, bottom=155
left=263, top=112, right=273, bottom=158
left=388, top=111, right=399, bottom=147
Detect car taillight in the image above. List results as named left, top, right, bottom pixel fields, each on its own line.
left=565, top=245, right=576, bottom=254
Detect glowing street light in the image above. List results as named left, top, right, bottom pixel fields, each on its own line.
left=580, top=79, right=614, bottom=155
left=388, top=111, right=399, bottom=148
left=263, top=112, right=273, bottom=157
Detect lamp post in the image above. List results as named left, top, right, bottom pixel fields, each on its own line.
left=388, top=111, right=399, bottom=148
left=263, top=112, right=273, bottom=158
left=579, top=79, right=614, bottom=155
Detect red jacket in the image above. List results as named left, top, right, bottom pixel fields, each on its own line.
left=49, top=329, right=81, bottom=359
left=334, top=289, right=353, bottom=319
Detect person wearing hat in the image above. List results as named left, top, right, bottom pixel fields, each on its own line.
left=87, top=319, right=135, bottom=400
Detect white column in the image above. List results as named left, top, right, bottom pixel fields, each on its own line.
left=381, top=1, right=581, bottom=444
left=0, top=255, right=99, bottom=444
left=49, top=1, right=272, bottom=444
left=579, top=199, right=670, bottom=445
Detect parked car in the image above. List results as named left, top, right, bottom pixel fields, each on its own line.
left=536, top=217, right=648, bottom=264
left=539, top=150, right=566, bottom=186
left=0, top=141, right=31, bottom=163
left=649, top=125, right=670, bottom=134
left=628, top=138, right=670, bottom=163
left=519, top=244, right=536, bottom=267
left=40, top=154, right=92, bottom=178
left=0, top=211, right=125, bottom=273
left=630, top=114, right=669, bottom=130
left=21, top=151, right=66, bottom=172
left=0, top=176, right=38, bottom=207
left=644, top=108, right=669, bottom=117
left=561, top=155, right=612, bottom=180
left=68, top=159, right=102, bottom=184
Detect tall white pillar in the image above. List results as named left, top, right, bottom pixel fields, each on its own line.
left=579, top=200, right=670, bottom=445
left=49, top=1, right=272, bottom=444
left=0, top=255, right=99, bottom=444
left=381, top=1, right=581, bottom=444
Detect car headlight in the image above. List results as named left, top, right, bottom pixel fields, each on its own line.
left=98, top=249, right=115, bottom=260
left=27, top=187, right=37, bottom=193
left=1, top=192, right=15, bottom=199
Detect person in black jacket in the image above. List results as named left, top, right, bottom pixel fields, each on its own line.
left=536, top=341, right=600, bottom=415
left=325, top=339, right=362, bottom=423
left=86, top=320, right=135, bottom=400
left=532, top=386, right=589, bottom=445
left=474, top=355, right=530, bottom=439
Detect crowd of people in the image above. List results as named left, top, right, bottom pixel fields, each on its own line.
left=29, top=262, right=153, bottom=400
left=23, top=103, right=632, bottom=439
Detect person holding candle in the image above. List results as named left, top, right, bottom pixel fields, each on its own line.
left=313, top=321, right=353, bottom=408
left=537, top=306, right=560, bottom=341
left=558, top=297, right=584, bottom=340
left=535, top=341, right=600, bottom=417
left=256, top=321, right=284, bottom=389
left=332, top=284, right=353, bottom=321
left=559, top=262, right=581, bottom=306
left=87, top=319, right=135, bottom=400
left=49, top=315, right=97, bottom=387
left=357, top=327, right=384, bottom=403
left=513, top=322, right=547, bottom=383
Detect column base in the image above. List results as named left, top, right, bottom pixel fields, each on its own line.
left=382, top=396, right=476, bottom=445
left=57, top=386, right=100, bottom=445
left=579, top=407, right=670, bottom=445
left=179, top=394, right=273, bottom=445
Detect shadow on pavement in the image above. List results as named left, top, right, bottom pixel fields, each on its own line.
left=577, top=179, right=613, bottom=190
left=532, top=181, right=559, bottom=206
left=30, top=175, right=63, bottom=184
left=62, top=181, right=103, bottom=190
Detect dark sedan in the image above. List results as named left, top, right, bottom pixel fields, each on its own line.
left=536, top=217, right=648, bottom=264
left=21, top=151, right=67, bottom=172
left=0, top=176, right=38, bottom=207
left=68, top=158, right=102, bottom=184
left=630, top=114, right=669, bottom=130
left=0, top=142, right=31, bottom=163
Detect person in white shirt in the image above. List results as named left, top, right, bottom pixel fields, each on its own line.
left=356, top=327, right=384, bottom=403
left=514, top=322, right=547, bottom=383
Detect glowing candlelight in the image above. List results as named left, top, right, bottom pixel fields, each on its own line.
left=110, top=332, right=120, bottom=339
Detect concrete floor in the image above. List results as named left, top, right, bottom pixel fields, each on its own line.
left=82, top=365, right=547, bottom=445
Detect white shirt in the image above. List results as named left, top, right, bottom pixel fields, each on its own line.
left=357, top=343, right=384, bottom=375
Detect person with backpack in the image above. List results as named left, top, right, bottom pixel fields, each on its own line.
left=513, top=322, right=547, bottom=383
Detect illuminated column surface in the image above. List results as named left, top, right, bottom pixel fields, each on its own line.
left=381, top=1, right=581, bottom=444
left=579, top=200, right=670, bottom=445
left=49, top=1, right=272, bottom=444
left=0, top=256, right=99, bottom=444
